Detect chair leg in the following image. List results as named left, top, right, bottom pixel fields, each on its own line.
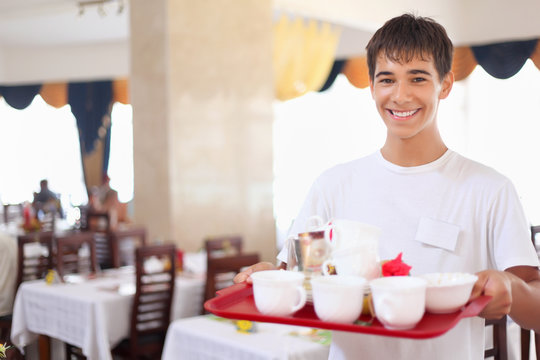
left=521, top=328, right=530, bottom=360
left=495, top=320, right=508, bottom=360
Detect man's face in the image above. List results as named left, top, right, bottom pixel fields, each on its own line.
left=369, top=54, right=453, bottom=143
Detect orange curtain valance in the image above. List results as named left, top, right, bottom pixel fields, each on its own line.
left=340, top=46, right=478, bottom=90
left=33, top=78, right=129, bottom=109
left=323, top=39, right=539, bottom=93
left=342, top=56, right=369, bottom=89
left=452, top=47, right=478, bottom=81
left=40, top=83, right=68, bottom=108
left=531, top=40, right=540, bottom=71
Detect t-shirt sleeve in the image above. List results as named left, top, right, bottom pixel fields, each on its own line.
left=491, top=180, right=540, bottom=270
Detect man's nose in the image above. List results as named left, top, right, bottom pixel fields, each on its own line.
left=391, top=82, right=412, bottom=103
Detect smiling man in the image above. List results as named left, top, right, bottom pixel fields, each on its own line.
left=235, top=14, right=540, bottom=359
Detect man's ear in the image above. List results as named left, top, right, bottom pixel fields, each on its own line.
left=439, top=71, right=454, bottom=100
left=369, top=78, right=375, bottom=99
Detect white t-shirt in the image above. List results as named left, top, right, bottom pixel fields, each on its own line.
left=277, top=150, right=539, bottom=360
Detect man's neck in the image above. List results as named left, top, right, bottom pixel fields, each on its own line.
left=381, top=133, right=448, bottom=167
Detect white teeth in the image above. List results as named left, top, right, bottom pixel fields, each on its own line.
left=392, top=109, right=418, bottom=117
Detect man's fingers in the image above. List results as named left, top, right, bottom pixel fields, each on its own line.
left=469, top=272, right=488, bottom=300
left=233, top=262, right=277, bottom=284
left=233, top=267, right=253, bottom=283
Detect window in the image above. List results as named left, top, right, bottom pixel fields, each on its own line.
left=0, top=96, right=134, bottom=222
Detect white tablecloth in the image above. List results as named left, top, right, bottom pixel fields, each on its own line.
left=10, top=268, right=204, bottom=360
left=162, top=315, right=330, bottom=360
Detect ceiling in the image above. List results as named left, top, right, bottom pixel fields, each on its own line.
left=2, top=0, right=540, bottom=48
left=0, top=0, right=129, bottom=48
left=0, top=0, right=539, bottom=84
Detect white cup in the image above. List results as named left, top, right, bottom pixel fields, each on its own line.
left=322, top=246, right=381, bottom=280
left=324, top=219, right=381, bottom=252
left=310, top=275, right=366, bottom=323
left=370, top=276, right=427, bottom=330
left=250, top=270, right=307, bottom=316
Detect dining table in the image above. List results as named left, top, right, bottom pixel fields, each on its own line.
left=162, top=314, right=331, bottom=360
left=10, top=266, right=205, bottom=360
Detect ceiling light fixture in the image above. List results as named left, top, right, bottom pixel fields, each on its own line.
left=77, top=0, right=125, bottom=17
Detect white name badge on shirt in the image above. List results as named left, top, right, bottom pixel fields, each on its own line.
left=414, top=217, right=460, bottom=252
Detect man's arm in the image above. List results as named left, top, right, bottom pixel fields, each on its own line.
left=471, top=265, right=540, bottom=332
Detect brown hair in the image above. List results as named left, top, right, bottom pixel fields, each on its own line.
left=366, top=14, right=453, bottom=81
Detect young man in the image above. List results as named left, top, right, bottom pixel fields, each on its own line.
left=234, top=14, right=540, bottom=359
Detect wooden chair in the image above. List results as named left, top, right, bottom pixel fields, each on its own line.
left=520, top=225, right=540, bottom=360
left=16, top=231, right=55, bottom=289
left=55, top=231, right=98, bottom=278
left=81, top=210, right=113, bottom=269
left=203, top=252, right=260, bottom=314
left=521, top=328, right=540, bottom=360
left=109, top=226, right=147, bottom=268
left=202, top=235, right=258, bottom=313
left=485, top=316, right=508, bottom=360
left=112, top=244, right=176, bottom=360
left=3, top=203, right=23, bottom=224
left=82, top=209, right=147, bottom=269
left=204, top=235, right=243, bottom=258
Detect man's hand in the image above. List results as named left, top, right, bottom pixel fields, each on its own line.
left=469, top=266, right=540, bottom=331
left=469, top=270, right=513, bottom=319
left=233, top=262, right=282, bottom=284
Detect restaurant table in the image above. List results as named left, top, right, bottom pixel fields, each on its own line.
left=162, top=315, right=330, bottom=360
left=10, top=267, right=204, bottom=360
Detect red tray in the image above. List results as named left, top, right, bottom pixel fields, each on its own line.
left=204, top=283, right=490, bottom=339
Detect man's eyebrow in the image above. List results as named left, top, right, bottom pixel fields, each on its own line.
left=375, top=71, right=393, bottom=78
left=409, top=69, right=432, bottom=76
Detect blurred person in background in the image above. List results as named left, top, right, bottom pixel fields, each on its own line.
left=32, top=179, right=62, bottom=218
left=89, top=174, right=129, bottom=230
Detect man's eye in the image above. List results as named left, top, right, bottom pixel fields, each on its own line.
left=412, top=77, right=426, bottom=82
left=380, top=79, right=393, bottom=84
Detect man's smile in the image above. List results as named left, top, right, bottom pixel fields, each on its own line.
left=388, top=108, right=420, bottom=120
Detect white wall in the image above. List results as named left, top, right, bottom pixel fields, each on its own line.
left=0, top=41, right=129, bottom=85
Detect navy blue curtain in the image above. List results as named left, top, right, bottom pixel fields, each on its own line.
left=68, top=80, right=112, bottom=156
left=471, top=39, right=538, bottom=79
left=68, top=81, right=113, bottom=191
left=0, top=84, right=42, bottom=109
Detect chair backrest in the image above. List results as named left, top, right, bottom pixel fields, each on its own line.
left=81, top=210, right=112, bottom=269
left=16, top=231, right=54, bottom=290
left=520, top=225, right=540, bottom=360
left=109, top=226, right=147, bottom=268
left=522, top=328, right=540, bottom=360
left=204, top=235, right=243, bottom=258
left=129, top=244, right=176, bottom=357
left=484, top=316, right=508, bottom=360
left=82, top=209, right=110, bottom=232
left=55, top=231, right=98, bottom=278
left=4, top=203, right=23, bottom=224
left=203, top=252, right=260, bottom=313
